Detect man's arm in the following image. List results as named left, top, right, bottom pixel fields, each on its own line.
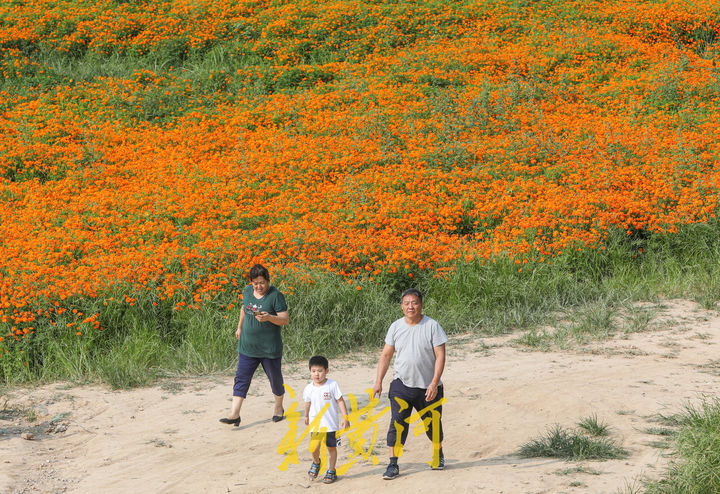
left=425, top=343, right=446, bottom=401
left=372, top=344, right=395, bottom=398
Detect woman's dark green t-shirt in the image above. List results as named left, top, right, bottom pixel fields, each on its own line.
left=237, top=285, right=288, bottom=359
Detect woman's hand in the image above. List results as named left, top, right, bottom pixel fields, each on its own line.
left=255, top=311, right=271, bottom=322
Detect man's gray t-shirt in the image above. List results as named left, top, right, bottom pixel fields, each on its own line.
left=385, top=315, right=448, bottom=389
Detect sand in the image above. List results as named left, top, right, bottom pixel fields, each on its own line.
left=3, top=299, right=720, bottom=494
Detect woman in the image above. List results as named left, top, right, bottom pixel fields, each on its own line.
left=220, top=264, right=289, bottom=425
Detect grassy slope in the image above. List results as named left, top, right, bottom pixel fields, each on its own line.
left=0, top=0, right=717, bottom=387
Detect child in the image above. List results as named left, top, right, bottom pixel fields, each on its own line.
left=303, top=355, right=349, bottom=484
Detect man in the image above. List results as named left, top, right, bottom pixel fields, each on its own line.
left=372, top=288, right=448, bottom=480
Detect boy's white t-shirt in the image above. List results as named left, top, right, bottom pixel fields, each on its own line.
left=303, top=378, right=343, bottom=432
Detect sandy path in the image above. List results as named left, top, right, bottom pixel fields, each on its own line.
left=2, top=299, right=719, bottom=494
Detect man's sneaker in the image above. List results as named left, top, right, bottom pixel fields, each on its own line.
left=431, top=451, right=445, bottom=470
left=382, top=462, right=400, bottom=480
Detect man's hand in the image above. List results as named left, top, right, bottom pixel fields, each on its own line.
left=425, top=382, right=439, bottom=401
left=371, top=382, right=383, bottom=399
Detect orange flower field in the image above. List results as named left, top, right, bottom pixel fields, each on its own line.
left=1, top=0, right=720, bottom=363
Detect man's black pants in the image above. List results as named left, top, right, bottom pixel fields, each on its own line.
left=386, top=378, right=444, bottom=448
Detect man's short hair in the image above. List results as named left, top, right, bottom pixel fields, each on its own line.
left=249, top=263, right=270, bottom=281
left=400, top=288, right=423, bottom=303
left=309, top=355, right=329, bottom=369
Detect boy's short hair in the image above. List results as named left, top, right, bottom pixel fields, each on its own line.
left=400, top=288, right=423, bottom=303
left=309, top=355, right=329, bottom=369
left=249, top=264, right=270, bottom=281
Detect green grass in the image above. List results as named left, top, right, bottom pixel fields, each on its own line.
left=512, top=297, right=660, bottom=350
left=649, top=412, right=686, bottom=427
left=643, top=427, right=676, bottom=437
left=617, top=480, right=645, bottom=494
left=519, top=422, right=628, bottom=461
left=513, top=221, right=720, bottom=351
left=577, top=414, right=611, bottom=437
left=642, top=400, right=720, bottom=494
left=0, top=399, right=37, bottom=423
left=2, top=219, right=720, bottom=387
left=555, top=465, right=603, bottom=476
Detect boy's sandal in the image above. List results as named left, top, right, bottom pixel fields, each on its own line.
left=323, top=470, right=337, bottom=484
left=308, top=462, right=320, bottom=479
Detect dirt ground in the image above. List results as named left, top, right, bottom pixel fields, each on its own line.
left=3, top=299, right=720, bottom=494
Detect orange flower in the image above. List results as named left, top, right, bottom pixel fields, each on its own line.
left=0, top=0, right=719, bottom=361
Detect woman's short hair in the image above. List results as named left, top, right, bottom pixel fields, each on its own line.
left=249, top=264, right=270, bottom=281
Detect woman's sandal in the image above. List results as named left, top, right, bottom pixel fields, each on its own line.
left=272, top=409, right=285, bottom=422
left=308, top=462, right=320, bottom=480
left=218, top=417, right=241, bottom=426
left=323, top=470, right=337, bottom=484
